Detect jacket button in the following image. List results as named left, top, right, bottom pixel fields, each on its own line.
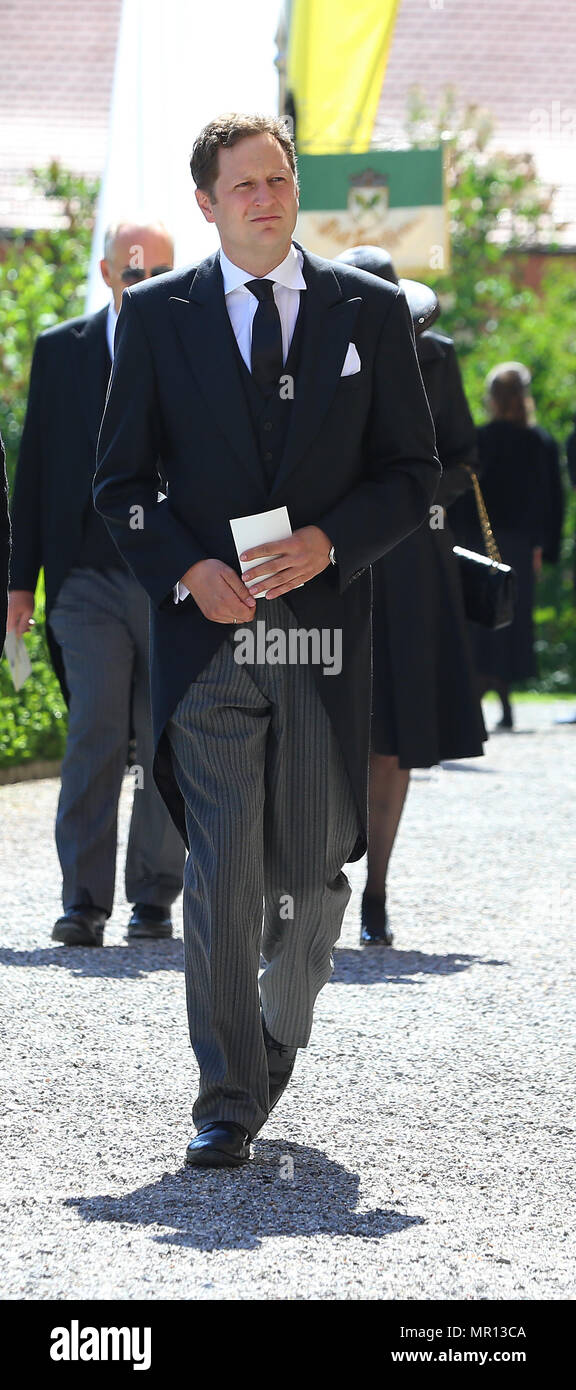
left=264, top=451, right=273, bottom=462
left=263, top=420, right=273, bottom=432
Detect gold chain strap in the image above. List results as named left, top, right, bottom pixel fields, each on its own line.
left=466, top=469, right=502, bottom=564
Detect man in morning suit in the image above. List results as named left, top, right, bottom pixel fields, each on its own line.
left=94, top=115, right=441, bottom=1166
left=7, top=223, right=185, bottom=945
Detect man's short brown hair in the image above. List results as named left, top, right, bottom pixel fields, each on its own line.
left=190, top=113, right=297, bottom=198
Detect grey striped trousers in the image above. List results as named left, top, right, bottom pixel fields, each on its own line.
left=49, top=567, right=185, bottom=915
left=166, top=597, right=361, bottom=1136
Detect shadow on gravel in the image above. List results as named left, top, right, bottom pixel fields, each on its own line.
left=438, top=761, right=500, bottom=773
left=0, top=939, right=184, bottom=980
left=332, top=948, right=506, bottom=985
left=0, top=943, right=507, bottom=987
left=66, top=1141, right=425, bottom=1250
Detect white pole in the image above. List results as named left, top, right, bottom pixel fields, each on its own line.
left=87, top=0, right=281, bottom=312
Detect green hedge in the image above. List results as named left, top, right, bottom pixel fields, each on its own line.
left=0, top=579, right=67, bottom=767
left=1, top=165, right=94, bottom=768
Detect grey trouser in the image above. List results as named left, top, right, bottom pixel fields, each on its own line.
left=49, top=567, right=185, bottom=916
left=166, top=596, right=361, bottom=1136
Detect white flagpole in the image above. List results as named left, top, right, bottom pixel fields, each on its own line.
left=87, top=0, right=281, bottom=312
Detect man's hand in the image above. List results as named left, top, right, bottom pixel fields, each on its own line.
left=7, top=591, right=35, bottom=636
left=179, top=559, right=257, bottom=623
left=240, top=526, right=332, bottom=600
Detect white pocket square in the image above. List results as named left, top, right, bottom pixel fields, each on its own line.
left=341, top=342, right=361, bottom=376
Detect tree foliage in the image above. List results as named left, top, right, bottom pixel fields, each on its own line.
left=405, top=90, right=576, bottom=690
left=405, top=89, right=575, bottom=431
left=0, top=165, right=98, bottom=766
left=0, top=162, right=98, bottom=487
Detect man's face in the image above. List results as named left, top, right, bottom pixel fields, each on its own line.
left=100, top=226, right=174, bottom=312
left=195, top=133, right=299, bottom=273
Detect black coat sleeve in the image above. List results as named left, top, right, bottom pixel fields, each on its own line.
left=566, top=425, right=576, bottom=488
left=94, top=290, right=209, bottom=608
left=537, top=429, right=564, bottom=564
left=9, top=335, right=47, bottom=594
left=431, top=343, right=478, bottom=509
left=318, top=289, right=441, bottom=591
left=523, top=433, right=552, bottom=548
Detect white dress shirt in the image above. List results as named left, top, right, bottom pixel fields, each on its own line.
left=175, top=243, right=307, bottom=602
left=219, top=241, right=307, bottom=368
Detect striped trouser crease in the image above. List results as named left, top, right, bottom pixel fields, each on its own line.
left=166, top=597, right=361, bottom=1136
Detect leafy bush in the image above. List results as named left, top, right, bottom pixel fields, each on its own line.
left=1, top=165, right=97, bottom=766
left=405, top=90, right=576, bottom=691
left=1, top=162, right=98, bottom=487
left=0, top=578, right=67, bottom=766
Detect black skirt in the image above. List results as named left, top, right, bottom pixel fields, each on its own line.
left=370, top=518, right=486, bottom=767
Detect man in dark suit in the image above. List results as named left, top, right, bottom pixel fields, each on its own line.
left=94, top=114, right=440, bottom=1166
left=8, top=222, right=185, bottom=946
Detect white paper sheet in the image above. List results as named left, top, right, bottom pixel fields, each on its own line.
left=4, top=632, right=32, bottom=691
left=230, top=506, right=293, bottom=599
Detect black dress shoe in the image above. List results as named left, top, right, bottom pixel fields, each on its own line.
left=185, top=1122, right=251, bottom=1168
left=262, top=1016, right=298, bottom=1110
left=126, top=904, right=173, bottom=940
left=52, top=907, right=107, bottom=947
left=360, top=893, right=394, bottom=946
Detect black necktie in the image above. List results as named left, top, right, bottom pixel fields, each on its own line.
left=246, top=279, right=283, bottom=397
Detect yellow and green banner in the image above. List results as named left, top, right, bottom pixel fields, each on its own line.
left=295, top=149, right=448, bottom=275
left=287, top=0, right=401, bottom=154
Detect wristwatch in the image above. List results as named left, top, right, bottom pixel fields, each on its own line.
left=328, top=545, right=337, bottom=566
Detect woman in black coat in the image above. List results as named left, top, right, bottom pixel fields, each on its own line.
left=450, top=364, right=552, bottom=729
left=339, top=247, right=486, bottom=945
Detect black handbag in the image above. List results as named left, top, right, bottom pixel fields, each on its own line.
left=453, top=472, right=517, bottom=630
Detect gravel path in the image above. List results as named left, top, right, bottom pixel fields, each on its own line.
left=1, top=699, right=574, bottom=1301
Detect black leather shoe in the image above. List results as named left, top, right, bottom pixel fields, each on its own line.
left=126, top=904, right=173, bottom=940
left=360, top=893, right=394, bottom=946
left=185, top=1122, right=251, bottom=1167
left=52, top=907, right=107, bottom=946
left=262, top=1016, right=298, bottom=1110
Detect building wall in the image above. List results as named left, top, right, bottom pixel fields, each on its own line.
left=0, top=0, right=121, bottom=226
left=1, top=0, right=575, bottom=231
left=376, top=0, right=576, bottom=231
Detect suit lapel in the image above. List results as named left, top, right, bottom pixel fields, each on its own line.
left=270, top=249, right=362, bottom=496
left=169, top=254, right=263, bottom=491
left=167, top=247, right=362, bottom=497
left=71, top=307, right=110, bottom=451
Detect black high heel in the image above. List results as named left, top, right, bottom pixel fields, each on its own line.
left=360, top=893, right=394, bottom=946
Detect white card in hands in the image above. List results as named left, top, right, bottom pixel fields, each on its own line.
left=230, top=506, right=292, bottom=599
left=4, top=632, right=32, bottom=691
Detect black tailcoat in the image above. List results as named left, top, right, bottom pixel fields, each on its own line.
left=9, top=307, right=111, bottom=696
left=94, top=247, right=441, bottom=854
